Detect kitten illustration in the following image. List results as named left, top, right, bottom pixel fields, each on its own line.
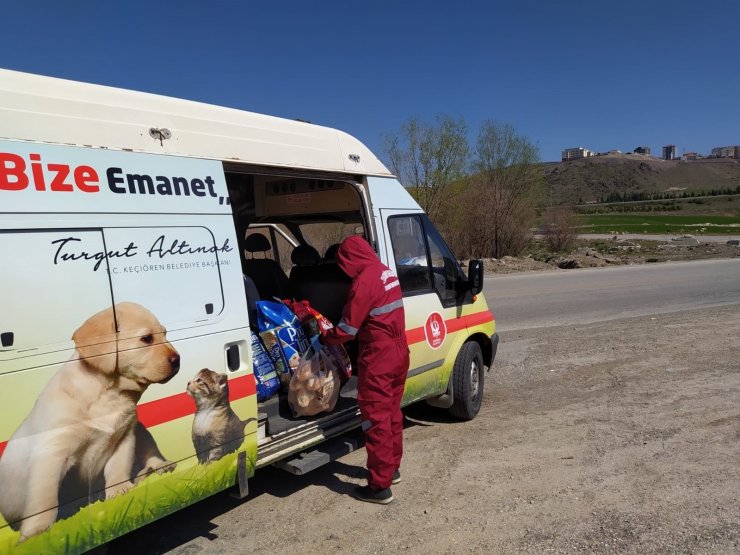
left=186, top=368, right=257, bottom=464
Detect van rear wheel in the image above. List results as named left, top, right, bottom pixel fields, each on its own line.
left=449, top=341, right=484, bottom=420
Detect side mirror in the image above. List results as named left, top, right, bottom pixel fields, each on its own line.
left=468, top=259, right=484, bottom=296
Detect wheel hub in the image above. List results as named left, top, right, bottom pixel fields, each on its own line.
left=469, top=360, right=480, bottom=399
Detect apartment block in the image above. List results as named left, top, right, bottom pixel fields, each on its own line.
left=710, top=145, right=740, bottom=159
left=562, top=147, right=593, bottom=161
left=662, top=145, right=676, bottom=160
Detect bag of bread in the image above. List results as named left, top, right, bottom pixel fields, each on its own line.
left=287, top=345, right=341, bottom=417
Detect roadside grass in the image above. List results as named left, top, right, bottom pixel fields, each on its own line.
left=579, top=214, right=740, bottom=235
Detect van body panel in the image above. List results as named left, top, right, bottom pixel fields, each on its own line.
left=0, top=140, right=233, bottom=214
left=366, top=176, right=421, bottom=211
left=0, top=140, right=258, bottom=551
left=0, top=69, right=391, bottom=177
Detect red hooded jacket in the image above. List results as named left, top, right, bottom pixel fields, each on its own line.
left=323, top=236, right=406, bottom=346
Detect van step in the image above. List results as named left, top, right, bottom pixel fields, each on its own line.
left=273, top=434, right=363, bottom=475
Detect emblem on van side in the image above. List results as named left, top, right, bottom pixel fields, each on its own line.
left=424, top=312, right=447, bottom=350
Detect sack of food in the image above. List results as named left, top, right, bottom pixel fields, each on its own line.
left=256, top=300, right=310, bottom=387
left=283, top=299, right=333, bottom=338
left=250, top=330, right=280, bottom=401
left=287, top=345, right=341, bottom=417
left=282, top=299, right=352, bottom=382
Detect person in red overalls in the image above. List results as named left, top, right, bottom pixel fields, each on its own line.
left=322, top=235, right=409, bottom=504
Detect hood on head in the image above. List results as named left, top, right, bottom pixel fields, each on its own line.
left=336, top=236, right=378, bottom=278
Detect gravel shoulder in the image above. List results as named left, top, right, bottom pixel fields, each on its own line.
left=482, top=235, right=740, bottom=274
left=111, top=305, right=740, bottom=554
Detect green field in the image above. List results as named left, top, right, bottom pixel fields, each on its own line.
left=579, top=214, right=740, bottom=235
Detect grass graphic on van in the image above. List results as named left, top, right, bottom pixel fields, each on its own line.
left=0, top=449, right=255, bottom=555
left=402, top=371, right=448, bottom=405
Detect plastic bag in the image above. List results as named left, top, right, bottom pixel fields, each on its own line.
left=250, top=330, right=280, bottom=401
left=283, top=299, right=352, bottom=382
left=256, top=300, right=310, bottom=387
left=325, top=344, right=352, bottom=383
left=287, top=346, right=341, bottom=417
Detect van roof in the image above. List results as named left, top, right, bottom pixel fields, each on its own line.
left=0, top=68, right=392, bottom=177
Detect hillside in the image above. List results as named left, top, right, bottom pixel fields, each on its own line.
left=543, top=154, right=740, bottom=204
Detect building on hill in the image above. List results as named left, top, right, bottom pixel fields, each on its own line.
left=662, top=145, right=676, bottom=160
left=683, top=152, right=702, bottom=161
left=710, top=145, right=740, bottom=159
left=562, top=147, right=593, bottom=161
left=634, top=146, right=651, bottom=155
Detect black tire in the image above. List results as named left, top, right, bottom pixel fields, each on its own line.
left=449, top=341, right=484, bottom=420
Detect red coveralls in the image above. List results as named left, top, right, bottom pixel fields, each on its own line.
left=323, top=236, right=409, bottom=490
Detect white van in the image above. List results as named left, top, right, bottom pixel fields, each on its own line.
left=0, top=69, right=498, bottom=553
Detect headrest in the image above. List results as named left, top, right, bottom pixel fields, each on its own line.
left=291, top=244, right=321, bottom=266
left=244, top=233, right=271, bottom=253
left=323, top=243, right=341, bottom=261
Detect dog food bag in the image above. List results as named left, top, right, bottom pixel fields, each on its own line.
left=287, top=346, right=341, bottom=417
left=258, top=329, right=288, bottom=383
left=250, top=330, right=280, bottom=401
left=256, top=300, right=310, bottom=387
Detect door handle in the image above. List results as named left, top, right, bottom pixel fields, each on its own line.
left=226, top=344, right=240, bottom=371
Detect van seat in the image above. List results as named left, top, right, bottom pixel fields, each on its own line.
left=244, top=234, right=290, bottom=300
left=322, top=243, right=341, bottom=263
left=289, top=263, right=351, bottom=324
left=289, top=244, right=321, bottom=282
left=291, top=244, right=321, bottom=266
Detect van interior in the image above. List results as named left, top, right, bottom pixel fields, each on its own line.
left=225, top=169, right=368, bottom=448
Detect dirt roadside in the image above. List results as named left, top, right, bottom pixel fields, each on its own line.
left=111, top=304, right=740, bottom=555
left=481, top=236, right=740, bottom=274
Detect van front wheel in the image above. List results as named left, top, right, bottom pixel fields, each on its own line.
left=449, top=341, right=484, bottom=420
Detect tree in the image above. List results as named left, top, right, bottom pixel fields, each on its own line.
left=541, top=204, right=579, bottom=253
left=382, top=115, right=468, bottom=220
left=469, top=121, right=545, bottom=258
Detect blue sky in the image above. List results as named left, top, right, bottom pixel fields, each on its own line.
left=1, top=1, right=737, bottom=163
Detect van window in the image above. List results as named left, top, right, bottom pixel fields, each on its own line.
left=104, top=227, right=226, bottom=333
left=0, top=230, right=113, bottom=363
left=245, top=225, right=295, bottom=275
left=388, top=215, right=432, bottom=294
left=423, top=216, right=465, bottom=304
left=299, top=222, right=364, bottom=261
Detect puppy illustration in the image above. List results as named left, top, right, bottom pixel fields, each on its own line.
left=0, top=302, right=180, bottom=541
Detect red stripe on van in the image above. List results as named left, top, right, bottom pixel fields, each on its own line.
left=405, top=310, right=494, bottom=346
left=137, top=373, right=257, bottom=428
left=462, top=310, right=496, bottom=328
left=406, top=327, right=427, bottom=344
left=0, top=374, right=258, bottom=459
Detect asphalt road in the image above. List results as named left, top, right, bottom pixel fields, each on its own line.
left=485, top=258, right=740, bottom=332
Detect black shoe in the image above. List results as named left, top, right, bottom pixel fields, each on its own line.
left=391, top=469, right=401, bottom=485
left=352, top=485, right=393, bottom=505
